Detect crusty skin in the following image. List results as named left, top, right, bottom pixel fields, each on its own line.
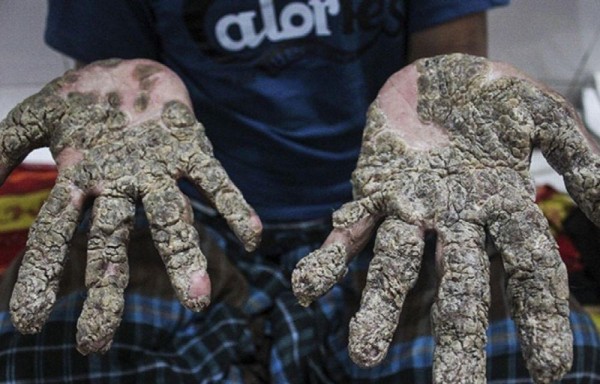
left=292, top=54, right=599, bottom=383
left=1, top=59, right=262, bottom=354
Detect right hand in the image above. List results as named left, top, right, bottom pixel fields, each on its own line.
left=0, top=59, right=262, bottom=354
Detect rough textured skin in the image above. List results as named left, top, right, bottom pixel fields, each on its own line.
left=1, top=59, right=262, bottom=354
left=292, top=54, right=600, bottom=383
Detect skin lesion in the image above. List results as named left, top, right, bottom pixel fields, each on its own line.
left=133, top=63, right=162, bottom=90
left=134, top=93, right=150, bottom=112
left=372, top=64, right=451, bottom=151
left=1, top=58, right=262, bottom=355
left=293, top=53, right=598, bottom=383
left=57, top=60, right=193, bottom=129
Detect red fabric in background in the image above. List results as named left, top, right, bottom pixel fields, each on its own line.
left=0, top=164, right=57, bottom=272
left=535, top=184, right=584, bottom=274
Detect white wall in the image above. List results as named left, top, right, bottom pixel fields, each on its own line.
left=489, top=0, right=600, bottom=103
left=0, top=0, right=599, bottom=187
left=0, top=1, right=70, bottom=116
left=488, top=1, right=600, bottom=190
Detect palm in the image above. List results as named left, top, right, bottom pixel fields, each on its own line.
left=292, top=54, right=600, bottom=383
left=1, top=59, right=261, bottom=354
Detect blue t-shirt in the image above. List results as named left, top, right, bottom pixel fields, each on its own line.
left=46, top=0, right=508, bottom=222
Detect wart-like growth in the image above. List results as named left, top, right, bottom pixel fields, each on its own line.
left=1, top=59, right=262, bottom=355
left=292, top=53, right=599, bottom=384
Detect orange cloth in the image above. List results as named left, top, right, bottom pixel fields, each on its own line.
left=0, top=164, right=57, bottom=273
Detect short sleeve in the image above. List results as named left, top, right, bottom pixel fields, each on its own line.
left=45, top=0, right=160, bottom=63
left=408, top=0, right=510, bottom=33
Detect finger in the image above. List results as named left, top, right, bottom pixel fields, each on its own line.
left=348, top=218, right=424, bottom=367
left=9, top=179, right=85, bottom=333
left=142, top=180, right=211, bottom=311
left=486, top=198, right=572, bottom=383
left=184, top=153, right=261, bottom=252
left=538, top=107, right=600, bottom=226
left=291, top=194, right=383, bottom=306
left=431, top=220, right=489, bottom=383
left=162, top=101, right=262, bottom=252
left=516, top=76, right=600, bottom=226
left=561, top=157, right=600, bottom=228
left=161, top=101, right=211, bottom=152
left=76, top=194, right=135, bottom=355
left=0, top=87, right=64, bottom=183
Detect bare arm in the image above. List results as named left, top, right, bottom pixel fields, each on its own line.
left=408, top=12, right=488, bottom=62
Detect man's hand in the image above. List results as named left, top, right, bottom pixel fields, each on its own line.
left=1, top=59, right=262, bottom=354
left=292, top=54, right=600, bottom=383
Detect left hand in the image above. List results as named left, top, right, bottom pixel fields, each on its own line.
left=292, top=54, right=600, bottom=383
